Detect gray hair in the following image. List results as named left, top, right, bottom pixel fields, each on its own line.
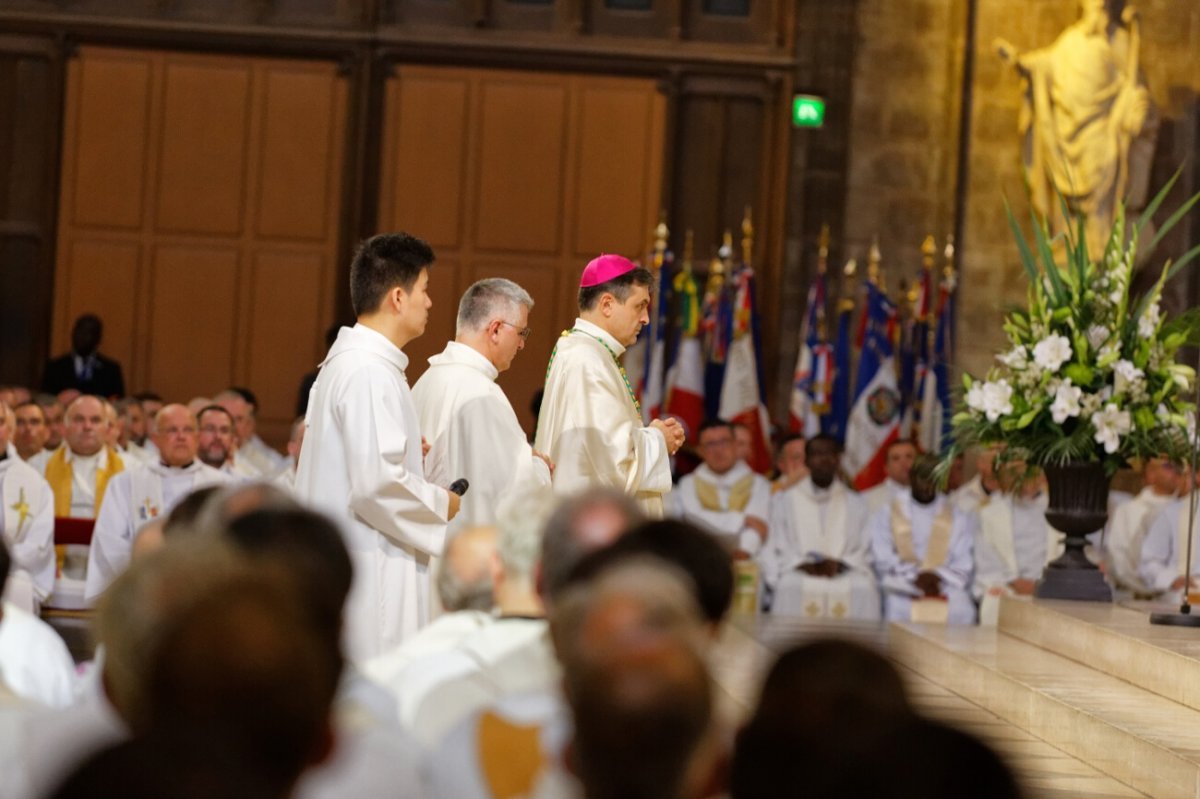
left=496, top=487, right=558, bottom=585
left=456, top=278, right=534, bottom=336
left=540, top=487, right=642, bottom=603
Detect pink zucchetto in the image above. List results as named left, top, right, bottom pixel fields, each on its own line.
left=579, top=254, right=638, bottom=288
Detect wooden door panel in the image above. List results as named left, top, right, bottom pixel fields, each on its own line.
left=475, top=79, right=568, bottom=254
left=55, top=47, right=347, bottom=445
left=146, top=245, right=239, bottom=398
left=381, top=72, right=470, bottom=250
left=69, top=52, right=153, bottom=230
left=156, top=60, right=252, bottom=236
left=256, top=65, right=341, bottom=241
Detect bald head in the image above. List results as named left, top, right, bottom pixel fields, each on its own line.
left=436, top=526, right=497, bottom=612
left=64, top=395, right=106, bottom=456
left=153, top=404, right=200, bottom=467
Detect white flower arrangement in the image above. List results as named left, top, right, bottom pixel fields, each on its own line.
left=948, top=181, right=1200, bottom=474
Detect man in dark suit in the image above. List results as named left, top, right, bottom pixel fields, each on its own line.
left=41, top=314, right=125, bottom=399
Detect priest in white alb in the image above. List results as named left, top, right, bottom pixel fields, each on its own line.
left=535, top=255, right=684, bottom=515
left=1138, top=478, right=1200, bottom=597
left=668, top=418, right=770, bottom=557
left=296, top=232, right=460, bottom=661
left=860, top=438, right=916, bottom=516
left=973, top=466, right=1059, bottom=624
left=413, top=278, right=553, bottom=535
left=762, top=434, right=879, bottom=619
left=0, top=402, right=54, bottom=612
left=870, top=454, right=977, bottom=624
left=1104, top=457, right=1181, bottom=594
left=85, top=404, right=227, bottom=602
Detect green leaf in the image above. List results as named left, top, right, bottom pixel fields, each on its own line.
left=1051, top=307, right=1072, bottom=323
left=1135, top=406, right=1157, bottom=432
left=1136, top=169, right=1182, bottom=237
left=1164, top=242, right=1200, bottom=283
left=1148, top=189, right=1200, bottom=255
left=1032, top=208, right=1069, bottom=305
left=1004, top=197, right=1044, bottom=288
left=1063, top=363, right=1094, bottom=386
left=1016, top=408, right=1040, bottom=429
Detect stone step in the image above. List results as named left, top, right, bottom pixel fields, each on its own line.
left=999, top=597, right=1200, bottom=713
left=891, top=621, right=1200, bottom=799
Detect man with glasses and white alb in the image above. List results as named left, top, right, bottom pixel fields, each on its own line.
left=413, top=278, right=554, bottom=537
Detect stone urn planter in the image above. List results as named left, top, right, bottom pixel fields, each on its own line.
left=1034, top=461, right=1113, bottom=602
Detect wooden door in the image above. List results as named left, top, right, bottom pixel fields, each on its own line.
left=378, top=64, right=666, bottom=435
left=52, top=46, right=348, bottom=445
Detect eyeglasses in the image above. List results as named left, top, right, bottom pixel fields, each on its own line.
left=498, top=321, right=532, bottom=340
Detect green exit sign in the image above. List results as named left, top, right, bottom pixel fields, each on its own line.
left=793, top=95, right=826, bottom=128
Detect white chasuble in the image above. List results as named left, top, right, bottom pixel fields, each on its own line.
left=534, top=319, right=671, bottom=516
left=85, top=459, right=228, bottom=602
left=763, top=477, right=879, bottom=620
left=414, top=341, right=551, bottom=536
left=668, top=462, right=770, bottom=555
left=0, top=458, right=55, bottom=611
left=870, top=494, right=977, bottom=624
left=1105, top=487, right=1175, bottom=593
left=295, top=324, right=451, bottom=662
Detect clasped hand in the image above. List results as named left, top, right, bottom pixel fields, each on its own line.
left=650, top=417, right=686, bottom=455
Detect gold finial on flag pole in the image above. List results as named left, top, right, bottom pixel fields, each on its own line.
left=741, top=207, right=754, bottom=266
left=840, top=257, right=858, bottom=313
left=817, top=223, right=830, bottom=276
left=868, top=238, right=882, bottom=290
left=943, top=234, right=956, bottom=282
left=654, top=213, right=669, bottom=270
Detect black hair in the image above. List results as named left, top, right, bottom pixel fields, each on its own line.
left=349, top=232, right=435, bottom=317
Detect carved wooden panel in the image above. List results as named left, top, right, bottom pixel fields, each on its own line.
left=53, top=46, right=348, bottom=444
left=379, top=64, right=665, bottom=432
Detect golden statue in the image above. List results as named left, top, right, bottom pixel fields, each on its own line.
left=995, top=0, right=1156, bottom=255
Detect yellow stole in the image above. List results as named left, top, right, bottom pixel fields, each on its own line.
left=694, top=473, right=755, bottom=513
left=44, top=446, right=125, bottom=517
left=891, top=497, right=953, bottom=571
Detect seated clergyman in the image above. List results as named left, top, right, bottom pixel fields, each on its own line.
left=871, top=455, right=976, bottom=625
left=760, top=434, right=879, bottom=619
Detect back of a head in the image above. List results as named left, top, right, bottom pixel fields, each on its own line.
left=48, top=726, right=281, bottom=799
left=145, top=575, right=340, bottom=795
left=558, top=560, right=713, bottom=799
left=569, top=519, right=734, bottom=626
left=161, top=485, right=224, bottom=538
left=193, top=482, right=300, bottom=537
left=436, top=526, right=497, bottom=612
left=731, top=639, right=915, bottom=799
left=223, top=508, right=353, bottom=645
left=497, top=488, right=558, bottom=585
left=539, top=488, right=642, bottom=604
left=96, top=539, right=250, bottom=728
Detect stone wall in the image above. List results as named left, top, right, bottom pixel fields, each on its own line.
left=842, top=0, right=967, bottom=284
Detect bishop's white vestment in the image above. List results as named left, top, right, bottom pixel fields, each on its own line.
left=762, top=477, right=879, bottom=620
left=870, top=494, right=976, bottom=624
left=0, top=457, right=55, bottom=612
left=534, top=319, right=671, bottom=516
left=668, top=462, right=770, bottom=555
left=84, top=459, right=228, bottom=602
left=414, top=341, right=551, bottom=535
left=973, top=492, right=1060, bottom=624
left=295, top=324, right=450, bottom=662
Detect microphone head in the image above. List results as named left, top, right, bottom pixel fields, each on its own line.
left=449, top=478, right=470, bottom=496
